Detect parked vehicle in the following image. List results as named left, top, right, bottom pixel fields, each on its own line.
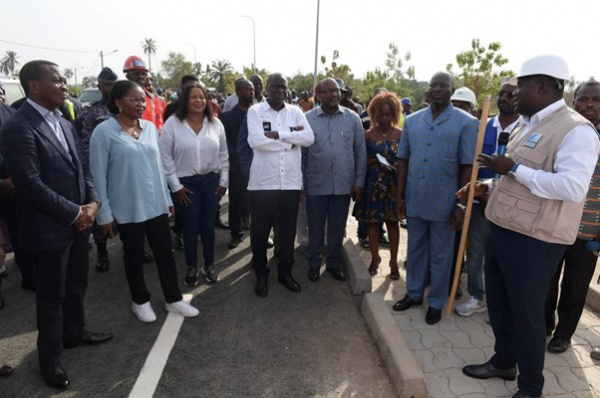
left=79, top=88, right=101, bottom=108
left=0, top=77, right=25, bottom=106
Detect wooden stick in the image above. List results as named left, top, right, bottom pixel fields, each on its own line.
left=446, top=96, right=491, bottom=315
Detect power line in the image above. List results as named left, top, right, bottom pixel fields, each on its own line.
left=0, top=39, right=97, bottom=54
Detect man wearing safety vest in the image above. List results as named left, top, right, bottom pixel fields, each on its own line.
left=123, top=55, right=163, bottom=131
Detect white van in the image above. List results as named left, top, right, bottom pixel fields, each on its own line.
left=0, top=77, right=25, bottom=106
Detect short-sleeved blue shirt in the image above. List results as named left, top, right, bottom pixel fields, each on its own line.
left=396, top=104, right=478, bottom=221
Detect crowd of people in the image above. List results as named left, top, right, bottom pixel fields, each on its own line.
left=0, top=52, right=599, bottom=398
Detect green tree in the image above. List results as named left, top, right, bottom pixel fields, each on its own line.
left=385, top=42, right=415, bottom=82
left=209, top=59, right=234, bottom=93
left=63, top=68, right=74, bottom=85
left=141, top=38, right=158, bottom=73
left=0, top=51, right=20, bottom=76
left=446, top=38, right=515, bottom=108
left=81, top=76, right=98, bottom=89
left=320, top=50, right=353, bottom=83
left=160, top=52, right=193, bottom=90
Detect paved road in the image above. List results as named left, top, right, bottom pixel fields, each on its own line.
left=0, top=198, right=395, bottom=398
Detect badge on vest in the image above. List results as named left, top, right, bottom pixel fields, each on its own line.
left=524, top=132, right=543, bottom=148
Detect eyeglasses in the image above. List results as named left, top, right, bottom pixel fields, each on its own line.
left=129, top=71, right=148, bottom=77
left=124, top=97, right=146, bottom=105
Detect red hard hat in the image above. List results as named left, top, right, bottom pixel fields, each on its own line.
left=123, top=55, right=148, bottom=73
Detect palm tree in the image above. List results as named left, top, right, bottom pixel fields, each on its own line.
left=64, top=69, right=74, bottom=85
left=0, top=51, right=20, bottom=76
left=141, top=38, right=158, bottom=73
left=209, top=59, right=233, bottom=93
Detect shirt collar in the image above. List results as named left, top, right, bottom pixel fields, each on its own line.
left=492, top=115, right=521, bottom=132
left=258, top=100, right=289, bottom=113
left=521, top=99, right=566, bottom=125
left=26, top=98, right=62, bottom=119
left=315, top=105, right=343, bottom=117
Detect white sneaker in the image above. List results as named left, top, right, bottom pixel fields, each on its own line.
left=132, top=301, right=157, bottom=323
left=165, top=300, right=199, bottom=318
left=455, top=296, right=486, bottom=317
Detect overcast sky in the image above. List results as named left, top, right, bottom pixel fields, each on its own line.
left=2, top=0, right=598, bottom=85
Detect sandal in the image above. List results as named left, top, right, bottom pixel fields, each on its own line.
left=368, top=256, right=381, bottom=276
left=390, top=264, right=400, bottom=280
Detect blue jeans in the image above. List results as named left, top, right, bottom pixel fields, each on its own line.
left=177, top=173, right=219, bottom=268
left=406, top=216, right=455, bottom=310
left=464, top=203, right=490, bottom=301
left=305, top=194, right=351, bottom=270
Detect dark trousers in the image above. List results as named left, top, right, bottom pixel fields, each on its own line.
left=177, top=173, right=219, bottom=268
left=117, top=214, right=182, bottom=304
left=544, top=238, right=597, bottom=341
left=485, top=224, right=565, bottom=397
left=250, top=190, right=300, bottom=279
left=0, top=197, right=36, bottom=287
left=306, top=194, right=351, bottom=270
left=228, top=169, right=250, bottom=238
left=32, top=229, right=89, bottom=367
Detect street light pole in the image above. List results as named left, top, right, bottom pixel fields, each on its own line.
left=100, top=49, right=119, bottom=68
left=312, top=0, right=321, bottom=95
left=74, top=66, right=84, bottom=89
left=241, top=15, right=256, bottom=71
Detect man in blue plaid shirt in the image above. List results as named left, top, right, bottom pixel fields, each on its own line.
left=393, top=71, right=478, bottom=325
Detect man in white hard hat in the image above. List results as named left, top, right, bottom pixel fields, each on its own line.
left=461, top=55, right=600, bottom=398
left=451, top=87, right=478, bottom=115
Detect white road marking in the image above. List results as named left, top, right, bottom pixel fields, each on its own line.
left=128, top=294, right=193, bottom=398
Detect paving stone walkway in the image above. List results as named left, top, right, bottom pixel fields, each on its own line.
left=345, top=214, right=600, bottom=397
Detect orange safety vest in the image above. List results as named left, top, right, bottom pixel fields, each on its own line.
left=142, top=91, right=164, bottom=132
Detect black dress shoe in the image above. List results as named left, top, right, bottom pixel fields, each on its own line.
left=278, top=275, right=301, bottom=293
left=308, top=267, right=320, bottom=282
left=0, top=364, right=14, bottom=376
left=228, top=236, right=244, bottom=249
left=392, top=294, right=422, bottom=311
left=512, top=392, right=539, bottom=398
left=425, top=307, right=442, bottom=324
left=255, top=278, right=268, bottom=298
left=547, top=336, right=570, bottom=354
left=63, top=330, right=114, bottom=349
left=462, top=360, right=517, bottom=381
left=215, top=217, right=229, bottom=229
left=173, top=235, right=184, bottom=251
left=143, top=251, right=153, bottom=264
left=327, top=267, right=346, bottom=282
left=41, top=362, right=69, bottom=390
left=592, top=345, right=600, bottom=360
left=95, top=250, right=109, bottom=273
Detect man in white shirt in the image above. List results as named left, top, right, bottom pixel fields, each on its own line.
left=462, top=55, right=600, bottom=398
left=246, top=73, right=314, bottom=297
left=455, top=82, right=520, bottom=317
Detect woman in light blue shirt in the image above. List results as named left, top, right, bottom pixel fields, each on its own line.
left=90, top=80, right=198, bottom=323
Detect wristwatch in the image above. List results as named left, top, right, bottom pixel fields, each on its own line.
left=508, top=162, right=520, bottom=178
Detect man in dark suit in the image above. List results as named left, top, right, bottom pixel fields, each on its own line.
left=0, top=60, right=113, bottom=390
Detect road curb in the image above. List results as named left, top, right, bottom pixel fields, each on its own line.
left=342, top=238, right=372, bottom=295
left=361, top=293, right=428, bottom=398
left=586, top=267, right=600, bottom=314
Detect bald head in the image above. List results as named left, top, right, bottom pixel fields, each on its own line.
left=429, top=72, right=455, bottom=108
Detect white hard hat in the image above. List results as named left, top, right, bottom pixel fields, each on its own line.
left=451, top=87, right=477, bottom=107
left=508, top=54, right=570, bottom=85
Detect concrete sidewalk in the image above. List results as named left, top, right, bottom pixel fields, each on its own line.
left=345, top=215, right=600, bottom=397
